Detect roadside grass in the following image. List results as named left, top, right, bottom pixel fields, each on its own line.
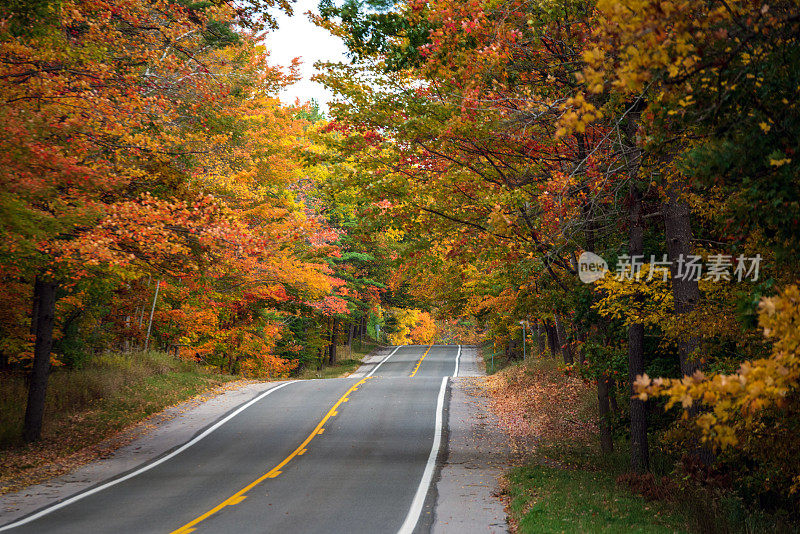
left=481, top=341, right=514, bottom=375
left=505, top=461, right=689, bottom=534
left=296, top=358, right=363, bottom=379
left=0, top=351, right=238, bottom=493
left=487, top=358, right=691, bottom=533
left=295, top=340, right=381, bottom=380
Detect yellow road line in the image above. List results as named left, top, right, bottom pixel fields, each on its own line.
left=169, top=377, right=372, bottom=534
left=409, top=343, right=433, bottom=377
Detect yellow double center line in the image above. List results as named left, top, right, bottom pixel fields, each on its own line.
left=409, top=343, right=433, bottom=377
left=170, top=376, right=372, bottom=534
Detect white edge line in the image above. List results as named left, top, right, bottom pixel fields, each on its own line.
left=0, top=380, right=298, bottom=532
left=365, top=346, right=400, bottom=377
left=453, top=345, right=461, bottom=378
left=397, top=375, right=448, bottom=534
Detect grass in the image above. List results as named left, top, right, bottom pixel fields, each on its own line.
left=296, top=358, right=363, bottom=379
left=505, top=462, right=690, bottom=533
left=0, top=351, right=238, bottom=493
left=487, top=357, right=691, bottom=533
left=482, top=341, right=514, bottom=375
left=295, top=340, right=381, bottom=380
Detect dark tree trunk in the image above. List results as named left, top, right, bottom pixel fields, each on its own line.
left=628, top=185, right=649, bottom=472
left=609, top=377, right=619, bottom=414
left=536, top=321, right=546, bottom=356
left=347, top=323, right=354, bottom=347
left=545, top=322, right=558, bottom=356
left=328, top=316, right=338, bottom=365
left=508, top=337, right=521, bottom=361
left=597, top=376, right=614, bottom=454
left=30, top=281, right=40, bottom=337
left=23, top=278, right=58, bottom=443
left=554, top=314, right=573, bottom=364
left=664, top=184, right=716, bottom=464
left=360, top=315, right=365, bottom=344
left=663, top=183, right=702, bottom=376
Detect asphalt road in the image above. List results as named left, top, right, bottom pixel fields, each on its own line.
left=1, top=344, right=461, bottom=534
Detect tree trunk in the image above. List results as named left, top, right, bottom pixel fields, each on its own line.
left=609, top=377, right=619, bottom=414
left=628, top=185, right=649, bottom=472
left=554, top=315, right=573, bottom=364
left=507, top=337, right=520, bottom=361
left=545, top=322, right=558, bottom=356
left=663, top=182, right=702, bottom=376
left=597, top=376, right=614, bottom=454
left=347, top=323, right=354, bottom=358
left=328, top=316, right=338, bottom=365
left=360, top=315, right=365, bottom=344
left=144, top=280, right=160, bottom=352
left=536, top=320, right=546, bottom=356
left=30, top=281, right=40, bottom=337
left=23, top=278, right=58, bottom=443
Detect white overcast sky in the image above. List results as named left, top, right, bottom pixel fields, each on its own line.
left=263, top=0, right=349, bottom=111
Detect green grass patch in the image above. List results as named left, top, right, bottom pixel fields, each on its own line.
left=295, top=339, right=381, bottom=380
left=296, top=358, right=364, bottom=379
left=506, top=462, right=690, bottom=533
left=482, top=341, right=515, bottom=375
left=492, top=357, right=691, bottom=533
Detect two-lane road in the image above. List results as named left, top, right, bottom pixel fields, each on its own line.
left=1, top=344, right=463, bottom=534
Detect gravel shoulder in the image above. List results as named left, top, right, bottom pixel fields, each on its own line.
left=432, top=346, right=513, bottom=534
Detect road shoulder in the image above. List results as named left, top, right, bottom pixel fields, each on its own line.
left=432, top=346, right=512, bottom=534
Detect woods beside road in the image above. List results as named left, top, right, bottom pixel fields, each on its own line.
left=2, top=0, right=800, bottom=532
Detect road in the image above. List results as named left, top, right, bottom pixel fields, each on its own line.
left=0, top=344, right=462, bottom=534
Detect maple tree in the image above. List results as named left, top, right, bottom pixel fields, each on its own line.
left=315, top=0, right=800, bottom=516
left=2, top=0, right=799, bottom=521
left=0, top=0, right=378, bottom=442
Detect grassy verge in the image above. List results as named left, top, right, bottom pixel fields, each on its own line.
left=295, top=340, right=381, bottom=380
left=0, top=351, right=238, bottom=493
left=481, top=341, right=516, bottom=375
left=505, top=461, right=689, bottom=533
left=486, top=358, right=690, bottom=533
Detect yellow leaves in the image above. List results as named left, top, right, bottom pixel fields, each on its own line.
left=636, top=285, right=800, bottom=452
left=385, top=226, right=405, bottom=242
left=769, top=157, right=792, bottom=167
left=556, top=94, right=603, bottom=136
left=760, top=122, right=772, bottom=133
left=486, top=204, right=511, bottom=232
left=386, top=307, right=436, bottom=345
left=593, top=266, right=674, bottom=326
left=581, top=47, right=605, bottom=65
left=633, top=373, right=652, bottom=400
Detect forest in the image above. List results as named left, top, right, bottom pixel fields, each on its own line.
left=1, top=0, right=799, bottom=530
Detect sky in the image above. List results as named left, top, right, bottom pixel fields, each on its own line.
left=263, top=0, right=350, bottom=111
